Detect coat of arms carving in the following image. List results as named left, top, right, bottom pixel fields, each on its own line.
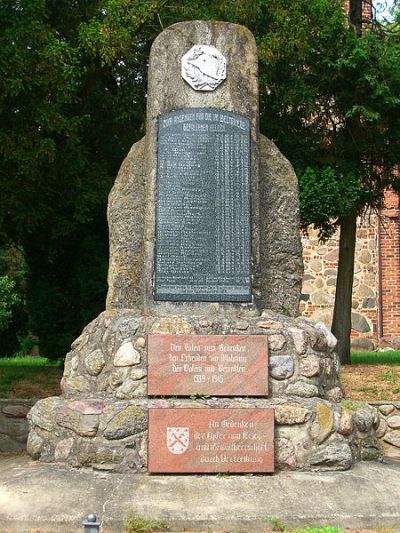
left=166, top=427, right=190, bottom=454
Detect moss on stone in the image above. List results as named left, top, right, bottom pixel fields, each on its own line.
left=104, top=406, right=147, bottom=440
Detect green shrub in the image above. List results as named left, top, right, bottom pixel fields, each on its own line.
left=0, top=276, right=20, bottom=331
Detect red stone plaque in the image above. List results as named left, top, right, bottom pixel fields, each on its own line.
left=147, top=334, right=268, bottom=396
left=148, top=408, right=274, bottom=473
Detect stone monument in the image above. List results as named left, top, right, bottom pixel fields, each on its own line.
left=27, top=21, right=381, bottom=472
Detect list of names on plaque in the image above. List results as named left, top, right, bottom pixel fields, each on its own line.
left=148, top=408, right=274, bottom=473
left=147, top=334, right=268, bottom=396
left=154, top=108, right=251, bottom=302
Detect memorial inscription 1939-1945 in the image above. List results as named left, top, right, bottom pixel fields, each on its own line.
left=154, top=108, right=251, bottom=302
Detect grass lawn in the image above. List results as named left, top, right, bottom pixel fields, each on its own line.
left=0, top=351, right=399, bottom=402
left=340, top=351, right=400, bottom=402
left=351, top=351, right=400, bottom=365
left=0, top=356, right=63, bottom=398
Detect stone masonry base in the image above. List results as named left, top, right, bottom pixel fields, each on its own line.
left=26, top=309, right=383, bottom=471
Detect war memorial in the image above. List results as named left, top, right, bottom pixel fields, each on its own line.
left=27, top=21, right=382, bottom=475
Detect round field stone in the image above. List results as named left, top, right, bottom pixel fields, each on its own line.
left=276, top=437, right=297, bottom=469
left=274, top=405, right=311, bottom=425
left=286, top=382, right=319, bottom=398
left=268, top=334, right=286, bottom=351
left=300, top=356, right=320, bottom=378
left=387, top=415, right=400, bottom=429
left=383, top=431, right=400, bottom=448
left=379, top=405, right=395, bottom=416
left=269, top=356, right=294, bottom=380
left=375, top=417, right=388, bottom=438
left=113, top=342, right=141, bottom=366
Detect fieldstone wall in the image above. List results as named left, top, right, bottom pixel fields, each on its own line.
left=28, top=396, right=381, bottom=472
left=301, top=216, right=379, bottom=350
left=372, top=401, right=400, bottom=459
left=379, top=190, right=400, bottom=339
left=10, top=396, right=397, bottom=464
left=27, top=310, right=382, bottom=471
left=56, top=310, right=346, bottom=402
left=0, top=400, right=35, bottom=452
left=302, top=189, right=400, bottom=347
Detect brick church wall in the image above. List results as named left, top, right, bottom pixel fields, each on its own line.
left=300, top=3, right=399, bottom=347
left=379, top=190, right=400, bottom=338
left=301, top=190, right=400, bottom=347
left=343, top=0, right=373, bottom=24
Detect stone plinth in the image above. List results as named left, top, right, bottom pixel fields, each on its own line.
left=28, top=310, right=382, bottom=471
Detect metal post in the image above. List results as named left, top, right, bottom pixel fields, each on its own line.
left=82, top=513, right=100, bottom=533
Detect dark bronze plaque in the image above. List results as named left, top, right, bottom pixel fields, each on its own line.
left=154, top=108, right=251, bottom=302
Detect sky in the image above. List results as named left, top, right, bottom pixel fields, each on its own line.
left=374, top=0, right=396, bottom=20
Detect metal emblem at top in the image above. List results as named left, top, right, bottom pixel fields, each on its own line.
left=181, top=45, right=227, bottom=91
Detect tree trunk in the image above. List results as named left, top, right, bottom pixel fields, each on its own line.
left=331, top=210, right=357, bottom=365
left=349, top=0, right=363, bottom=36
left=332, top=1, right=361, bottom=365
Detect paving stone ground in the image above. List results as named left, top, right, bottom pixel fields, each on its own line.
left=1, top=455, right=400, bottom=533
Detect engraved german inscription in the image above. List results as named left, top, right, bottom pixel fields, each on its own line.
left=148, top=408, right=275, bottom=473
left=154, top=108, right=251, bottom=302
left=147, top=334, right=268, bottom=396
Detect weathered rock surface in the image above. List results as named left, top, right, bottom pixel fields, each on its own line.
left=380, top=336, right=400, bottom=350
left=300, top=356, right=320, bottom=377
left=383, top=431, right=400, bottom=448
left=286, top=382, right=319, bottom=398
left=106, top=21, right=302, bottom=317
left=106, top=134, right=303, bottom=317
left=387, top=415, right=400, bottom=429
left=268, top=334, right=287, bottom=351
left=258, top=135, right=303, bottom=315
left=27, top=393, right=382, bottom=472
left=0, top=400, right=36, bottom=453
left=375, top=416, right=388, bottom=438
left=103, top=406, right=147, bottom=440
left=274, top=405, right=311, bottom=425
left=55, top=407, right=99, bottom=437
left=379, top=404, right=395, bottom=416
left=56, top=310, right=345, bottom=404
left=311, top=403, right=334, bottom=444
left=351, top=312, right=371, bottom=333
left=275, top=437, right=297, bottom=470
left=113, top=342, right=141, bottom=366
left=270, top=356, right=294, bottom=380
left=308, top=438, right=353, bottom=470
left=85, top=349, right=105, bottom=376
left=106, top=138, right=146, bottom=311
left=368, top=402, right=400, bottom=457
left=338, top=409, right=353, bottom=436
left=350, top=337, right=375, bottom=352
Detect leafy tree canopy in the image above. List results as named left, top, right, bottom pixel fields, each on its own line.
left=1, top=0, right=400, bottom=357
left=258, top=1, right=400, bottom=238
left=0, top=0, right=163, bottom=356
